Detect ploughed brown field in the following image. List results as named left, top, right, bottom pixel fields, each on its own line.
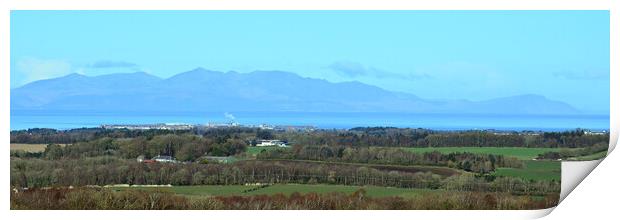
left=9, top=143, right=48, bottom=152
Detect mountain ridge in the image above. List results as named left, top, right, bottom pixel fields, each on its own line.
left=11, top=68, right=581, bottom=115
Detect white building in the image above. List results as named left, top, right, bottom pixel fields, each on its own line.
left=152, top=155, right=178, bottom=163
left=256, top=139, right=288, bottom=147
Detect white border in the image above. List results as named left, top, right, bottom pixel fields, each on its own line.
left=1, top=1, right=617, bottom=219
left=1, top=0, right=615, bottom=10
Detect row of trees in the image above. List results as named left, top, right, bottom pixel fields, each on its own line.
left=10, top=157, right=559, bottom=196
left=284, top=128, right=608, bottom=148
left=537, top=142, right=608, bottom=160
left=12, top=127, right=609, bottom=149
left=10, top=127, right=260, bottom=144
left=257, top=146, right=523, bottom=173
left=30, top=134, right=248, bottom=161
left=11, top=128, right=99, bottom=144
left=13, top=136, right=524, bottom=174
left=10, top=187, right=558, bottom=210
left=10, top=128, right=184, bottom=144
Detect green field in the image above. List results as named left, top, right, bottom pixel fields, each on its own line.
left=247, top=146, right=580, bottom=160
left=257, top=159, right=462, bottom=176
left=246, top=146, right=283, bottom=156
left=494, top=160, right=561, bottom=181
left=112, top=184, right=439, bottom=198
left=111, top=185, right=253, bottom=197
left=400, top=147, right=579, bottom=160
left=566, top=150, right=607, bottom=161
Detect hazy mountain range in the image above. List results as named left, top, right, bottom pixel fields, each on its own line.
left=11, top=68, right=581, bottom=115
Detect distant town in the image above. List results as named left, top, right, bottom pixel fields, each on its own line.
left=100, top=122, right=608, bottom=135
left=101, top=122, right=317, bottom=132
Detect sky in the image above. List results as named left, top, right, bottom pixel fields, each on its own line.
left=10, top=10, right=610, bottom=113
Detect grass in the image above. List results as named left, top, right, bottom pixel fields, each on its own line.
left=400, top=147, right=580, bottom=160
left=244, top=184, right=437, bottom=198
left=10, top=143, right=49, bottom=152
left=494, top=160, right=561, bottom=181
left=112, top=184, right=439, bottom=198
left=246, top=146, right=283, bottom=156
left=244, top=146, right=568, bottom=181
left=255, top=159, right=462, bottom=177
left=111, top=185, right=252, bottom=197
left=566, top=150, right=607, bottom=161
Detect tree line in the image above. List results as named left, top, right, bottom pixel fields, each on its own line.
left=10, top=157, right=559, bottom=196
left=536, top=142, right=608, bottom=160
left=257, top=146, right=523, bottom=173
left=16, top=134, right=248, bottom=161
left=12, top=127, right=608, bottom=149
left=12, top=134, right=525, bottom=174
left=10, top=187, right=558, bottom=210
left=285, top=127, right=608, bottom=149
left=10, top=127, right=257, bottom=144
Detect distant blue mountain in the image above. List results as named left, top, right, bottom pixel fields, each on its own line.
left=11, top=68, right=581, bottom=115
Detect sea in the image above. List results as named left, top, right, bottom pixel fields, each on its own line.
left=9, top=110, right=610, bottom=132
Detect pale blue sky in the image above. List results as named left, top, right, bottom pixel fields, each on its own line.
left=10, top=11, right=610, bottom=113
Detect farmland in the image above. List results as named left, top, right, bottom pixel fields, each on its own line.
left=10, top=143, right=48, bottom=152
left=246, top=146, right=281, bottom=156
left=248, top=146, right=580, bottom=160
left=111, top=184, right=441, bottom=198
left=12, top=126, right=606, bottom=210
left=236, top=145, right=570, bottom=183
left=494, top=160, right=561, bottom=181
left=254, top=159, right=462, bottom=176
left=400, top=146, right=579, bottom=160
left=397, top=147, right=563, bottom=181
left=566, top=150, right=607, bottom=161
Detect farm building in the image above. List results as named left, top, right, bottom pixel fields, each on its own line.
left=138, top=155, right=178, bottom=163
left=152, top=155, right=177, bottom=163
left=256, top=139, right=289, bottom=147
